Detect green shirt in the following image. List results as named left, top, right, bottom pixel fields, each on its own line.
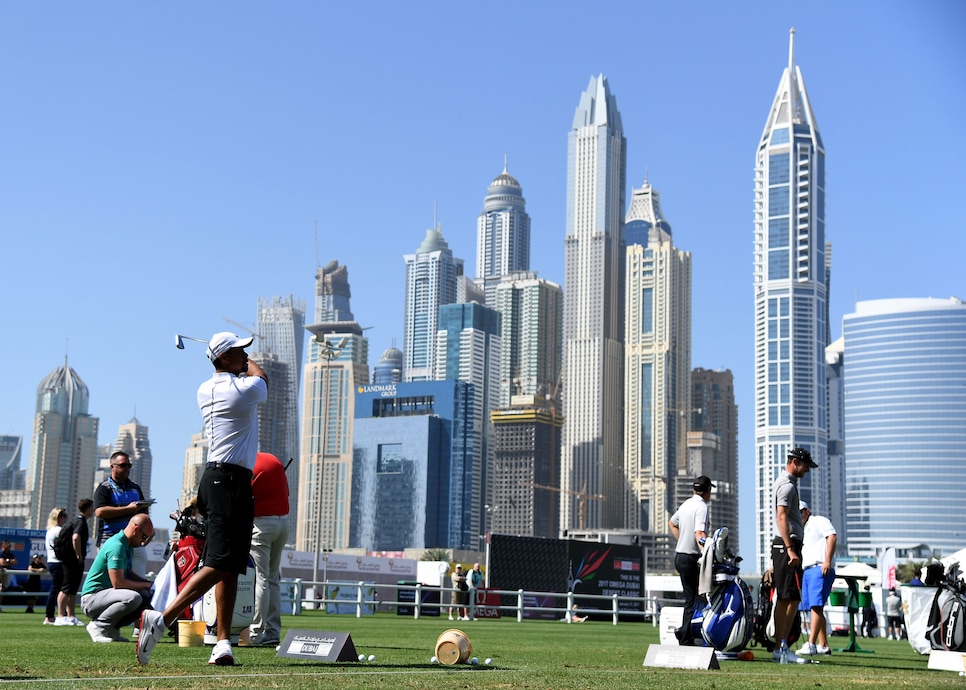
left=80, top=531, right=132, bottom=597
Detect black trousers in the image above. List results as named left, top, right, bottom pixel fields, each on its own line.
left=675, top=552, right=701, bottom=644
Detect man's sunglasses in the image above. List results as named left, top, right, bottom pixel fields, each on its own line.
left=113, top=463, right=133, bottom=469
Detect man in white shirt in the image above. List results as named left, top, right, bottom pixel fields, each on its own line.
left=138, top=332, right=267, bottom=666
left=669, top=475, right=714, bottom=645
left=797, top=500, right=837, bottom=656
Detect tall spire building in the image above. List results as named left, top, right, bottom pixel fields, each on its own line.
left=623, top=182, right=691, bottom=536
left=562, top=75, right=627, bottom=531
left=403, top=226, right=463, bottom=381
left=26, top=359, right=99, bottom=529
left=753, top=29, right=829, bottom=572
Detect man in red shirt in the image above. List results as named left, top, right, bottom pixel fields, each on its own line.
left=250, top=452, right=290, bottom=647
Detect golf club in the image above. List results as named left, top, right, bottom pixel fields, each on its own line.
left=175, top=334, right=208, bottom=350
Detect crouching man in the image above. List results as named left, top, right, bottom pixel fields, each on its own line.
left=80, top=514, right=155, bottom=643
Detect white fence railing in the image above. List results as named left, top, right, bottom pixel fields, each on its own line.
left=281, top=578, right=665, bottom=626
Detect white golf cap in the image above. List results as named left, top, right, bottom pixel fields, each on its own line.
left=206, top=332, right=254, bottom=362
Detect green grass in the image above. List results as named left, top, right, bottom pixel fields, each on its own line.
left=0, top=609, right=958, bottom=689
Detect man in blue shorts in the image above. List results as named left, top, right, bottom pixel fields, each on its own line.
left=137, top=332, right=267, bottom=666
left=771, top=447, right=818, bottom=663
left=797, top=500, right=836, bottom=656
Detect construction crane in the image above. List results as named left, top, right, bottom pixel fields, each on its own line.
left=525, top=480, right=604, bottom=531
left=222, top=317, right=261, bottom=342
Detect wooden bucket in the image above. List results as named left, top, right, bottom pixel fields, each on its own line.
left=435, top=628, right=472, bottom=665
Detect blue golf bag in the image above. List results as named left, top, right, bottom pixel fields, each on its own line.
left=688, top=527, right=754, bottom=654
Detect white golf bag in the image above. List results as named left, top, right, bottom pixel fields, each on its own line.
left=695, top=527, right=754, bottom=654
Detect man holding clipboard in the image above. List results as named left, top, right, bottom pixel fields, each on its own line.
left=94, top=451, right=152, bottom=575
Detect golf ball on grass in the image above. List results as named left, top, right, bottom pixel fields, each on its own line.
left=484, top=658, right=492, bottom=665
left=368, top=654, right=376, bottom=662
left=430, top=655, right=439, bottom=664
left=470, top=657, right=479, bottom=665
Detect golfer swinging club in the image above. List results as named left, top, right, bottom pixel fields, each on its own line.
left=138, top=332, right=267, bottom=666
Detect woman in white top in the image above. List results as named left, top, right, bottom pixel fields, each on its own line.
left=43, top=507, right=67, bottom=624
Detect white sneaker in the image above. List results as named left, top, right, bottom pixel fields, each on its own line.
left=448, top=615, right=454, bottom=621
left=69, top=616, right=84, bottom=626
left=816, top=644, right=831, bottom=655
left=135, top=610, right=166, bottom=665
left=87, top=621, right=114, bottom=643
left=209, top=640, right=235, bottom=666
left=797, top=642, right=817, bottom=655
left=53, top=617, right=73, bottom=626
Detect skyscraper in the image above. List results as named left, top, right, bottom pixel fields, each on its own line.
left=753, top=30, right=829, bottom=572
left=257, top=294, right=305, bottom=537
left=110, top=416, right=153, bottom=500
left=494, top=273, right=563, bottom=408
left=476, top=163, right=531, bottom=308
left=623, top=181, right=691, bottom=538
left=298, top=262, right=369, bottom=554
left=491, top=395, right=561, bottom=539
left=181, top=431, right=208, bottom=510
left=691, top=368, right=739, bottom=551
left=562, top=74, right=626, bottom=531
left=0, top=435, right=24, bottom=491
left=403, top=226, right=463, bottom=382
left=436, top=302, right=501, bottom=549
left=842, top=297, right=966, bottom=559
left=26, top=358, right=99, bottom=529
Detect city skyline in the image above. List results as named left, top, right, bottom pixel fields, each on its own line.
left=2, top=4, right=963, bottom=566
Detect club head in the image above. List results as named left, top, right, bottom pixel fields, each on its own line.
left=175, top=335, right=185, bottom=349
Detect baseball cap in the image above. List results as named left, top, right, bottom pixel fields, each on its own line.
left=206, top=332, right=255, bottom=362
left=788, top=447, right=818, bottom=468
left=800, top=500, right=809, bottom=511
left=693, top=476, right=716, bottom=492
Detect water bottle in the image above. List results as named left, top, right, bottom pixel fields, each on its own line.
left=779, top=640, right=788, bottom=664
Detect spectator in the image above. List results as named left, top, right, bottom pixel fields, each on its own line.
left=468, top=562, right=484, bottom=620
left=797, top=501, right=836, bottom=656
left=0, top=540, right=17, bottom=611
left=450, top=564, right=469, bottom=621
left=56, top=499, right=94, bottom=626
left=886, top=588, right=903, bottom=640
left=861, top=585, right=878, bottom=638
left=25, top=553, right=47, bottom=613
left=43, top=507, right=68, bottom=624
left=250, top=451, right=290, bottom=647
left=94, top=451, right=150, bottom=577
left=80, top=514, right=155, bottom=643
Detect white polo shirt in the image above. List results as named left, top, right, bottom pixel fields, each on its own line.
left=198, top=372, right=267, bottom=471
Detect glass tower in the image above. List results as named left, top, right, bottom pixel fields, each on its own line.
left=111, top=417, right=153, bottom=501
left=403, top=226, right=463, bottom=382
left=843, top=297, right=966, bottom=559
left=562, top=74, right=626, bottom=531
left=753, top=29, right=829, bottom=572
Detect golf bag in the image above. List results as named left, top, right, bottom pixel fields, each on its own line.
left=689, top=527, right=755, bottom=654
left=751, top=568, right=801, bottom=652
left=167, top=504, right=207, bottom=621
left=925, top=581, right=966, bottom=652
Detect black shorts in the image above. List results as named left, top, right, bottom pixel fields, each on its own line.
left=61, top=557, right=83, bottom=595
left=771, top=537, right=803, bottom=601
left=197, top=463, right=255, bottom=576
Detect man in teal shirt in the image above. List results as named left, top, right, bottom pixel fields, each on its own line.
left=80, top=514, right=155, bottom=643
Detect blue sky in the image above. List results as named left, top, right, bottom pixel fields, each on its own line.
left=2, top=2, right=963, bottom=565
